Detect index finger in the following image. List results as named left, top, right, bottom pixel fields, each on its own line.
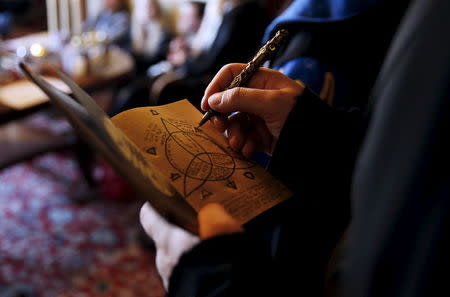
left=201, top=63, right=290, bottom=111
left=201, top=63, right=247, bottom=111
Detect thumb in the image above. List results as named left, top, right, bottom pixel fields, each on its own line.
left=208, top=87, right=274, bottom=118
left=198, top=203, right=243, bottom=239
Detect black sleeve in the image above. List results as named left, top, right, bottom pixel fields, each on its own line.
left=168, top=233, right=277, bottom=297
left=269, top=87, right=366, bottom=205
left=167, top=89, right=368, bottom=297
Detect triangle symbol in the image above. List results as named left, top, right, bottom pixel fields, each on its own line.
left=201, top=189, right=213, bottom=200
left=170, top=173, right=181, bottom=181
left=146, top=147, right=157, bottom=155
left=226, top=180, right=237, bottom=190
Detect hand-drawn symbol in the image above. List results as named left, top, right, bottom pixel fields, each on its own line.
left=146, top=147, right=157, bottom=155
left=150, top=110, right=159, bottom=116
left=194, top=127, right=202, bottom=133
left=162, top=119, right=254, bottom=197
left=201, top=189, right=213, bottom=200
left=244, top=171, right=256, bottom=180
left=171, top=173, right=181, bottom=182
left=226, top=180, right=237, bottom=190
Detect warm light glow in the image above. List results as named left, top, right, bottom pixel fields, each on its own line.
left=30, top=43, right=46, bottom=57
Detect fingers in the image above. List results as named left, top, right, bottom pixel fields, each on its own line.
left=251, top=116, right=274, bottom=154
left=201, top=63, right=288, bottom=111
left=201, top=64, right=304, bottom=142
left=201, top=63, right=248, bottom=111
left=207, top=87, right=275, bottom=117
left=241, top=137, right=257, bottom=159
left=224, top=113, right=274, bottom=157
left=198, top=203, right=242, bottom=239
left=140, top=202, right=171, bottom=244
left=228, top=121, right=245, bottom=151
left=140, top=202, right=200, bottom=290
left=211, top=114, right=229, bottom=133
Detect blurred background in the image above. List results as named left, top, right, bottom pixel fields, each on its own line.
left=0, top=0, right=291, bottom=296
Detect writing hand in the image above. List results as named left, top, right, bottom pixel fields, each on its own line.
left=201, top=64, right=304, bottom=158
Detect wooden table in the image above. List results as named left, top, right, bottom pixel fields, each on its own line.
left=0, top=32, right=135, bottom=170
left=1, top=32, right=135, bottom=116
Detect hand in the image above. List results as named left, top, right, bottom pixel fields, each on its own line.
left=201, top=64, right=305, bottom=158
left=140, top=203, right=242, bottom=290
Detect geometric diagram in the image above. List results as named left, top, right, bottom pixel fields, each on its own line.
left=162, top=119, right=254, bottom=197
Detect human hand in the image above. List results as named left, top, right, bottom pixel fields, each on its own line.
left=201, top=63, right=305, bottom=158
left=140, top=203, right=242, bottom=290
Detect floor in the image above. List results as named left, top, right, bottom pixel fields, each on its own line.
left=0, top=97, right=165, bottom=297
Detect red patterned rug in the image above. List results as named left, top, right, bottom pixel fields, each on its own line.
left=0, top=152, right=165, bottom=297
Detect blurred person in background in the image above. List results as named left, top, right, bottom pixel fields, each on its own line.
left=151, top=0, right=269, bottom=108
left=83, top=0, right=131, bottom=49
left=131, top=0, right=173, bottom=74
left=147, top=0, right=206, bottom=78
left=111, top=0, right=205, bottom=114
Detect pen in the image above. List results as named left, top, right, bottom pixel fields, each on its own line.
left=197, top=29, right=289, bottom=128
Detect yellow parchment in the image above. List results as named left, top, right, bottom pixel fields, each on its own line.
left=112, top=100, right=291, bottom=224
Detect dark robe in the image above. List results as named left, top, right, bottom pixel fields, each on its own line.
left=167, top=0, right=450, bottom=296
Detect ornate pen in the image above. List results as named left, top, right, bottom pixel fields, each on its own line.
left=197, top=29, right=289, bottom=128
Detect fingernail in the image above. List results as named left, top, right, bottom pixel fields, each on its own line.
left=208, top=95, right=222, bottom=107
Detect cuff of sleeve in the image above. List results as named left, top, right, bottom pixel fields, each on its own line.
left=271, top=86, right=324, bottom=158
left=168, top=233, right=273, bottom=297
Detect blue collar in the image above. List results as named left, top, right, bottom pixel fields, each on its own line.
left=263, top=0, right=382, bottom=41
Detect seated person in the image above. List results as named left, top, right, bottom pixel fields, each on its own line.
left=151, top=0, right=269, bottom=108
left=147, top=0, right=206, bottom=78
left=82, top=0, right=131, bottom=49
left=111, top=0, right=205, bottom=114
left=131, top=0, right=173, bottom=74
left=139, top=0, right=450, bottom=296
left=175, top=0, right=268, bottom=78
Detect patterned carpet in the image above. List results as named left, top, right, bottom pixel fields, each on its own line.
left=0, top=152, right=165, bottom=297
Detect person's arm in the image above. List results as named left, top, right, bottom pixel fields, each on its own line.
left=142, top=64, right=367, bottom=297
left=269, top=86, right=366, bottom=199
left=168, top=232, right=278, bottom=297
left=141, top=202, right=279, bottom=297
